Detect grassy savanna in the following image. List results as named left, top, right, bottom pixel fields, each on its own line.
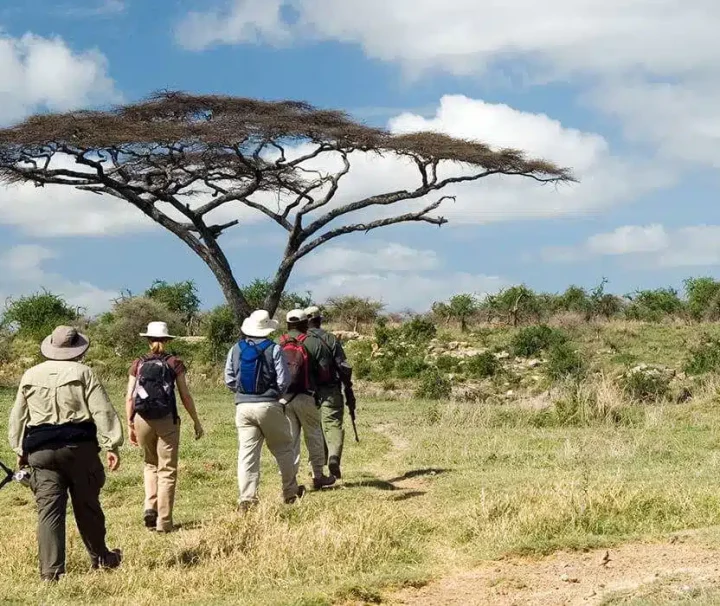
left=3, top=322, right=720, bottom=604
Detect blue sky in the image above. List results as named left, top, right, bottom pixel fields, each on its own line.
left=0, top=0, right=718, bottom=312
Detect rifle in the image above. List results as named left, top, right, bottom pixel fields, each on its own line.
left=0, top=459, right=14, bottom=490
left=344, top=385, right=360, bottom=443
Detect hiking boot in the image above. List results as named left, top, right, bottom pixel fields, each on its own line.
left=312, top=474, right=336, bottom=490
left=41, top=571, right=63, bottom=582
left=91, top=549, right=122, bottom=570
left=284, top=485, right=306, bottom=504
left=328, top=456, right=342, bottom=480
left=143, top=509, right=158, bottom=530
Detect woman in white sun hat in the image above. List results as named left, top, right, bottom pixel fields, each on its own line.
left=125, top=321, right=203, bottom=532
left=224, top=310, right=304, bottom=508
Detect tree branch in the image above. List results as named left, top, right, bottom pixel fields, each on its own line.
left=293, top=196, right=453, bottom=262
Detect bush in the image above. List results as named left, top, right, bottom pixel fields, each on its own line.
left=621, top=366, right=671, bottom=402
left=435, top=355, right=462, bottom=373
left=465, top=352, right=500, bottom=378
left=394, top=356, right=429, bottom=379
left=401, top=316, right=437, bottom=343
left=415, top=369, right=452, bottom=400
left=546, top=343, right=586, bottom=380
left=510, top=325, right=567, bottom=357
left=324, top=296, right=384, bottom=331
left=625, top=288, right=685, bottom=322
left=241, top=278, right=312, bottom=312
left=685, top=277, right=720, bottom=321
left=95, top=297, right=184, bottom=358
left=145, top=280, right=201, bottom=331
left=481, top=285, right=543, bottom=325
left=684, top=335, right=720, bottom=375
left=2, top=291, right=79, bottom=341
left=202, top=305, right=239, bottom=363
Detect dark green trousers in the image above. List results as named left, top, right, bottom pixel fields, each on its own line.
left=28, top=442, right=109, bottom=579
left=317, top=385, right=345, bottom=463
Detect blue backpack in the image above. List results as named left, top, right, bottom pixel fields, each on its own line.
left=237, top=339, right=275, bottom=394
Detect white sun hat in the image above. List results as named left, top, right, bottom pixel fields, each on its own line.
left=140, top=321, right=176, bottom=340
left=286, top=309, right=308, bottom=323
left=241, top=310, right=279, bottom=338
left=304, top=305, right=322, bottom=320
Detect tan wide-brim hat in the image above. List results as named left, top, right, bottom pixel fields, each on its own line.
left=241, top=310, right=279, bottom=338
left=41, top=326, right=90, bottom=361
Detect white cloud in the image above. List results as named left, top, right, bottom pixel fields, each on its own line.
left=298, top=242, right=439, bottom=276
left=586, top=224, right=669, bottom=256
left=176, top=1, right=720, bottom=78
left=0, top=245, right=117, bottom=314
left=175, top=0, right=290, bottom=50
left=175, top=1, right=720, bottom=168
left=291, top=240, right=505, bottom=310
left=0, top=32, right=120, bottom=125
left=544, top=224, right=720, bottom=269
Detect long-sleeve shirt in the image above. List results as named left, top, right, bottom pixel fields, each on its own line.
left=224, top=338, right=289, bottom=403
left=9, top=360, right=124, bottom=456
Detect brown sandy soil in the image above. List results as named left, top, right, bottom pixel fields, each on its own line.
left=389, top=541, right=720, bottom=606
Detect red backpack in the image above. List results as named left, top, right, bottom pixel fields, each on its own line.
left=280, top=333, right=311, bottom=394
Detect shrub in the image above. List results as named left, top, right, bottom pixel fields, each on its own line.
left=546, top=343, right=586, bottom=380
left=95, top=297, right=184, bottom=358
left=394, top=356, right=429, bottom=379
left=685, top=277, right=720, bottom=321
left=465, top=352, right=500, bottom=378
left=556, top=285, right=591, bottom=316
left=435, top=355, right=462, bottom=373
left=481, top=285, right=543, bottom=325
left=621, top=366, right=671, bottom=402
left=625, top=288, right=685, bottom=322
left=2, top=291, right=79, bottom=341
left=415, top=369, right=452, bottom=400
left=401, top=316, right=437, bottom=343
left=324, top=296, right=384, bottom=331
left=684, top=335, right=720, bottom=375
left=202, top=305, right=239, bottom=363
left=145, top=280, right=201, bottom=331
left=510, top=325, right=567, bottom=357
left=241, top=278, right=312, bottom=312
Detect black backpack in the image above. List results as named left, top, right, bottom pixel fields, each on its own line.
left=133, top=355, right=178, bottom=421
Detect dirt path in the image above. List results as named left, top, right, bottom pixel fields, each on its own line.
left=389, top=541, right=720, bottom=605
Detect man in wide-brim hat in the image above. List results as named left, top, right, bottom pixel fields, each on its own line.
left=8, top=325, right=124, bottom=581
left=224, top=310, right=305, bottom=506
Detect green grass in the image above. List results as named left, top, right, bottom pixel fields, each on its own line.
left=2, top=383, right=720, bottom=605
left=3, top=321, right=720, bottom=604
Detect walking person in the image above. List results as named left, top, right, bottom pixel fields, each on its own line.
left=279, top=309, right=336, bottom=490
left=225, top=310, right=304, bottom=508
left=125, top=321, right=204, bottom=533
left=8, top=326, right=123, bottom=581
left=305, top=306, right=356, bottom=480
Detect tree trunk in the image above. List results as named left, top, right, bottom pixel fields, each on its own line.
left=263, top=240, right=300, bottom=316
left=208, top=259, right=250, bottom=327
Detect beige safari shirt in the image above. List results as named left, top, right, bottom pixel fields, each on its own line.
left=8, top=360, right=124, bottom=456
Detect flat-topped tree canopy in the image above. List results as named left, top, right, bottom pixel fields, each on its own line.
left=0, top=91, right=574, bottom=322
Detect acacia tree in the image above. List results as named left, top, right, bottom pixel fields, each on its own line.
left=0, top=92, right=573, bottom=325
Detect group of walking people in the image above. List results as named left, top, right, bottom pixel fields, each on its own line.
left=7, top=305, right=354, bottom=581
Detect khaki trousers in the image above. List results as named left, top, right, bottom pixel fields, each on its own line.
left=135, top=415, right=180, bottom=531
left=235, top=401, right=298, bottom=503
left=284, top=393, right=326, bottom=478
left=28, top=442, right=109, bottom=579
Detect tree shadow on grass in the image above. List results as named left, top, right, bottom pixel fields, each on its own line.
left=387, top=468, right=451, bottom=483
left=390, top=491, right=426, bottom=502
left=344, top=468, right=451, bottom=493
